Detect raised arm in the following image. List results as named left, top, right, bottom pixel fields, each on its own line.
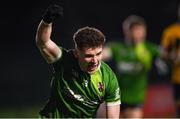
left=36, top=5, right=63, bottom=63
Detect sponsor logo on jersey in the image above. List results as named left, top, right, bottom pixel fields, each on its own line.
left=98, top=82, right=104, bottom=92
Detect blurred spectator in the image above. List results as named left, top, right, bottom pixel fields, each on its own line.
left=160, top=3, right=180, bottom=117
left=103, top=15, right=165, bottom=118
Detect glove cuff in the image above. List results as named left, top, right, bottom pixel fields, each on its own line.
left=41, top=20, right=52, bottom=25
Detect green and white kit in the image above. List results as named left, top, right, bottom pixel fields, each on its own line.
left=39, top=48, right=121, bottom=118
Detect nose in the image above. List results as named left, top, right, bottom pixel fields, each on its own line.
left=91, top=56, right=98, bottom=63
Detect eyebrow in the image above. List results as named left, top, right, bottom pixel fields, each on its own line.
left=96, top=51, right=102, bottom=55
left=84, top=51, right=102, bottom=57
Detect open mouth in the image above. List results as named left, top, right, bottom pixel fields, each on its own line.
left=88, top=63, right=99, bottom=72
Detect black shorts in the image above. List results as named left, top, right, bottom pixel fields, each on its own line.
left=120, top=103, right=143, bottom=111
left=173, top=84, right=180, bottom=101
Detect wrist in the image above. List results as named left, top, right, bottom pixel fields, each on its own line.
left=41, top=20, right=52, bottom=25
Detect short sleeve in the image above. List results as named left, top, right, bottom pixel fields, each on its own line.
left=104, top=67, right=121, bottom=106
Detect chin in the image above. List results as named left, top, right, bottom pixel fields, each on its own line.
left=87, top=69, right=97, bottom=74
left=87, top=63, right=100, bottom=74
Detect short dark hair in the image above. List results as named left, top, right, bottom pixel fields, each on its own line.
left=73, top=26, right=105, bottom=50
left=122, top=15, right=146, bottom=33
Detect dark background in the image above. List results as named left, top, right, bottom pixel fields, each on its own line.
left=0, top=0, right=179, bottom=117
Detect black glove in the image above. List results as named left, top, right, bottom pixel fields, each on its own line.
left=42, top=4, right=63, bottom=24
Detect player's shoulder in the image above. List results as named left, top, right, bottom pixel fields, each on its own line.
left=164, top=23, right=180, bottom=33
left=59, top=47, right=74, bottom=57
left=101, top=61, right=110, bottom=68
left=100, top=61, right=114, bottom=73
left=52, top=47, right=75, bottom=65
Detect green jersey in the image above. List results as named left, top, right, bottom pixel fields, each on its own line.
left=107, top=41, right=160, bottom=104
left=39, top=48, right=121, bottom=118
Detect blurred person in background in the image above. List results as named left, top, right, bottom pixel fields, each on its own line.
left=36, top=4, right=121, bottom=118
left=103, top=15, right=165, bottom=118
left=160, top=3, right=180, bottom=117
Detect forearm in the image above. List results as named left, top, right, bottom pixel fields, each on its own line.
left=36, top=20, right=52, bottom=46
left=106, top=105, right=120, bottom=118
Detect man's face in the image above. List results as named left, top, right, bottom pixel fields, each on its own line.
left=130, top=25, right=146, bottom=43
left=75, top=46, right=103, bottom=74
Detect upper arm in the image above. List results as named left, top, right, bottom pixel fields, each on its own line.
left=36, top=39, right=62, bottom=64
left=36, top=21, right=62, bottom=63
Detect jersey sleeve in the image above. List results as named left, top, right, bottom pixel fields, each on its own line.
left=104, top=64, right=121, bottom=106
left=52, top=47, right=66, bottom=72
